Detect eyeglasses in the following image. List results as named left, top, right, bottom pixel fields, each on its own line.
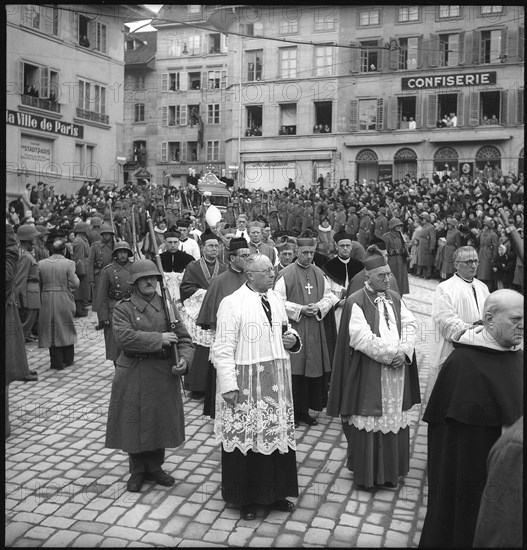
left=457, top=259, right=479, bottom=265
left=249, top=268, right=274, bottom=275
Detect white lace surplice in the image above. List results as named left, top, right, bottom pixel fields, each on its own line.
left=343, top=295, right=419, bottom=433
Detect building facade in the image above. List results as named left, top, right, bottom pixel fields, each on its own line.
left=6, top=4, right=152, bottom=199
left=205, top=4, right=524, bottom=191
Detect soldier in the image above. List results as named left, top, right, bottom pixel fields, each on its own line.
left=87, top=216, right=103, bottom=245
left=382, top=218, right=410, bottom=295
left=72, top=221, right=91, bottom=317
left=38, top=238, right=80, bottom=370
left=96, top=242, right=134, bottom=366
left=87, top=224, right=115, bottom=313
left=14, top=225, right=41, bottom=345
left=105, top=259, right=194, bottom=493
left=374, top=207, right=389, bottom=240
left=415, top=212, right=436, bottom=279
left=34, top=225, right=50, bottom=261
left=357, top=207, right=373, bottom=248
left=345, top=206, right=360, bottom=241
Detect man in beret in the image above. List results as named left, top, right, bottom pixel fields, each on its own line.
left=328, top=245, right=420, bottom=490
left=274, top=236, right=339, bottom=427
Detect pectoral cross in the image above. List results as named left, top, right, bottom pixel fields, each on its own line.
left=305, top=282, right=313, bottom=295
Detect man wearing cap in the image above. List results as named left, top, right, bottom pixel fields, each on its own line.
left=321, top=232, right=365, bottom=329
left=14, top=225, right=41, bottom=344
left=274, top=237, right=339, bottom=427
left=345, top=206, right=359, bottom=241
left=415, top=212, right=436, bottom=279
left=105, top=259, right=194, bottom=493
left=38, top=238, right=80, bottom=370
left=96, top=242, right=135, bottom=366
left=328, top=245, right=420, bottom=490
left=87, top=224, right=115, bottom=313
left=382, top=218, right=410, bottom=295
left=159, top=230, right=195, bottom=303
left=180, top=230, right=226, bottom=398
left=274, top=241, right=296, bottom=277
left=248, top=222, right=277, bottom=265
left=268, top=207, right=281, bottom=233
left=357, top=208, right=373, bottom=248
left=476, top=218, right=499, bottom=292
left=177, top=220, right=200, bottom=260
left=34, top=225, right=50, bottom=261
left=72, top=222, right=91, bottom=317
left=196, top=237, right=250, bottom=417
left=87, top=216, right=103, bottom=245
left=374, top=207, right=389, bottom=241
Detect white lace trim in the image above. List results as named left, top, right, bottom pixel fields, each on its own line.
left=181, top=290, right=213, bottom=346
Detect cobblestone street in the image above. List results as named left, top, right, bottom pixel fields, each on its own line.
left=6, top=275, right=438, bottom=547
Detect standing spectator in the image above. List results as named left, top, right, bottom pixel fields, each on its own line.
left=476, top=218, right=499, bottom=291
left=415, top=212, right=436, bottom=278
left=419, top=290, right=523, bottom=547
left=328, top=245, right=420, bottom=490
left=212, top=254, right=301, bottom=520
left=287, top=177, right=296, bottom=190
left=72, top=221, right=91, bottom=317
left=373, top=207, right=389, bottom=241
left=492, top=243, right=516, bottom=289
left=274, top=237, right=339, bottom=427
left=333, top=203, right=347, bottom=233
left=105, top=260, right=194, bottom=493
left=87, top=216, right=103, bottom=245
left=441, top=217, right=463, bottom=280
left=345, top=206, right=360, bottom=241
left=38, top=238, right=79, bottom=370
left=425, top=246, right=490, bottom=401
left=8, top=206, right=20, bottom=228
left=382, top=218, right=409, bottom=295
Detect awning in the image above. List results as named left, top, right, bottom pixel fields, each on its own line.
left=428, top=133, right=512, bottom=143
left=242, top=151, right=334, bottom=162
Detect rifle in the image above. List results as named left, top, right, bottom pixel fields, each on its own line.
left=146, top=211, right=186, bottom=396
left=131, top=204, right=141, bottom=260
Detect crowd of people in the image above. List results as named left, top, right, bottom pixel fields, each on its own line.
left=6, top=167, right=524, bottom=543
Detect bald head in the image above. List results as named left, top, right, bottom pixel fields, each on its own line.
left=483, top=289, right=524, bottom=349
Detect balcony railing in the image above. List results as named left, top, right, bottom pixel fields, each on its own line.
left=76, top=107, right=109, bottom=125
left=21, top=94, right=60, bottom=113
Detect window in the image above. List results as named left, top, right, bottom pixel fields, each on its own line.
left=162, top=141, right=184, bottom=162
left=242, top=22, right=263, bottom=36
left=280, top=11, right=299, bottom=34
left=22, top=5, right=59, bottom=36
left=86, top=145, right=96, bottom=178
left=208, top=33, right=221, bottom=54
left=187, top=35, right=201, bottom=55
left=206, top=140, right=220, bottom=162
left=437, top=93, right=458, bottom=125
left=164, top=105, right=188, bottom=126
left=481, top=30, right=502, bottom=63
left=74, top=143, right=96, bottom=176
left=359, top=99, right=379, bottom=130
left=359, top=10, right=380, bottom=27
left=187, top=142, right=198, bottom=161
left=188, top=72, right=201, bottom=90
left=207, top=70, right=222, bottom=90
left=75, top=144, right=83, bottom=175
left=314, top=7, right=337, bottom=31
left=279, top=48, right=297, bottom=79
left=77, top=79, right=108, bottom=124
left=133, top=140, right=147, bottom=165
left=76, top=15, right=107, bottom=53
left=438, top=6, right=461, bottom=19
left=188, top=5, right=201, bottom=14
left=207, top=104, right=220, bottom=124
left=247, top=50, right=263, bottom=81
left=126, top=39, right=135, bottom=51
left=20, top=61, right=60, bottom=104
left=314, top=101, right=332, bottom=132
left=93, top=21, right=107, bottom=53
left=439, top=34, right=459, bottom=67
left=481, top=6, right=503, bottom=15
left=279, top=104, right=297, bottom=135
left=399, top=37, right=419, bottom=69
left=134, top=103, right=145, bottom=123
left=360, top=41, right=379, bottom=72
left=398, top=7, right=419, bottom=22
left=479, top=91, right=503, bottom=124
left=315, top=46, right=334, bottom=76
left=398, top=97, right=417, bottom=128
left=246, top=105, right=263, bottom=135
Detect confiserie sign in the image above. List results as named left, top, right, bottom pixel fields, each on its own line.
left=6, top=110, right=84, bottom=138
left=402, top=71, right=497, bottom=90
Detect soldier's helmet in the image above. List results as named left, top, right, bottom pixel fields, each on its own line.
left=74, top=221, right=91, bottom=234
left=128, top=259, right=161, bottom=284
left=100, top=223, right=115, bottom=234
left=17, top=224, right=40, bottom=241
left=113, top=241, right=133, bottom=257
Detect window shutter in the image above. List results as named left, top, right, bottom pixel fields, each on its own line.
left=350, top=42, right=360, bottom=73
left=456, top=92, right=464, bottom=127
left=181, top=105, right=188, bottom=126
left=415, top=94, right=422, bottom=128
left=463, top=31, right=472, bottom=66
left=221, top=33, right=228, bottom=52
left=376, top=98, right=384, bottom=130
left=202, top=71, right=207, bottom=90
left=500, top=28, right=508, bottom=58
left=389, top=38, right=399, bottom=70
left=349, top=99, right=358, bottom=131
left=161, top=141, right=167, bottom=163
left=180, top=72, right=188, bottom=91
left=426, top=94, right=437, bottom=128
left=458, top=31, right=465, bottom=65
left=19, top=60, right=24, bottom=93
left=469, top=91, right=480, bottom=126
left=74, top=12, right=79, bottom=44
left=161, top=73, right=168, bottom=92
left=472, top=30, right=480, bottom=64
left=519, top=27, right=524, bottom=61
left=428, top=34, right=439, bottom=67
left=500, top=90, right=508, bottom=124
left=40, top=67, right=49, bottom=98
left=88, top=21, right=96, bottom=49
left=386, top=97, right=397, bottom=130
left=162, top=106, right=168, bottom=126
left=517, top=88, right=524, bottom=124
left=376, top=39, right=384, bottom=71
left=221, top=70, right=227, bottom=89
left=417, top=35, right=423, bottom=68
left=180, top=142, right=187, bottom=162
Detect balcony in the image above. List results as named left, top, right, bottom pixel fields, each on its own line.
left=76, top=108, right=109, bottom=125
left=21, top=94, right=60, bottom=113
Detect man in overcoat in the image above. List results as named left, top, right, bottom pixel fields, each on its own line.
left=72, top=221, right=91, bottom=316
left=87, top=223, right=115, bottom=313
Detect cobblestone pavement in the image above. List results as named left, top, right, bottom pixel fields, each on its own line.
left=6, top=275, right=439, bottom=547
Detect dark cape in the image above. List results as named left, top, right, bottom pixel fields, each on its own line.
left=419, top=340, right=523, bottom=548
left=327, top=287, right=420, bottom=417
left=321, top=256, right=364, bottom=287
left=179, top=258, right=226, bottom=302
left=159, top=249, right=195, bottom=273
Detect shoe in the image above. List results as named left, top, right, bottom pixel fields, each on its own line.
left=354, top=484, right=375, bottom=492
left=25, top=335, right=38, bottom=343
left=190, top=391, right=204, bottom=400
left=240, top=504, right=257, bottom=520
left=23, top=370, right=39, bottom=382
left=294, top=419, right=300, bottom=428
left=377, top=482, right=398, bottom=489
left=145, top=470, right=175, bottom=487
left=50, top=365, right=65, bottom=371
left=127, top=473, right=144, bottom=492
left=297, top=413, right=318, bottom=426
left=271, top=499, right=295, bottom=513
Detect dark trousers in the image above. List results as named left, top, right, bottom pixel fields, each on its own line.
left=128, top=448, right=165, bottom=475
left=49, top=345, right=74, bottom=369
left=291, top=373, right=328, bottom=418
left=19, top=308, right=38, bottom=339
left=75, top=299, right=89, bottom=316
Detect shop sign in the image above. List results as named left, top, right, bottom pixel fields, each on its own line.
left=402, top=71, right=497, bottom=90
left=20, top=135, right=52, bottom=165
left=6, top=110, right=84, bottom=138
